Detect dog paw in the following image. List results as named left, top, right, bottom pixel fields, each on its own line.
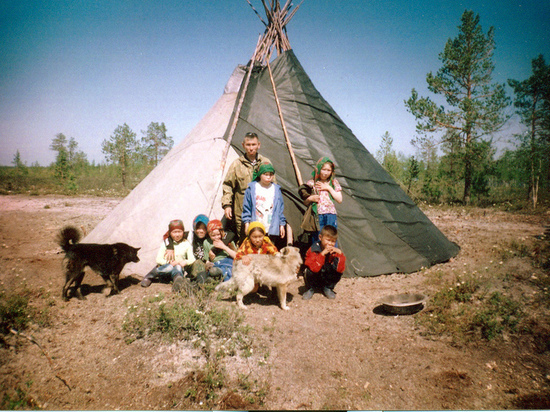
left=281, top=305, right=290, bottom=310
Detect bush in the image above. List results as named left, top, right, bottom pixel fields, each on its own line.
left=0, top=292, right=31, bottom=335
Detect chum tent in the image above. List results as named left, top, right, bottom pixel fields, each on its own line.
left=85, top=0, right=459, bottom=277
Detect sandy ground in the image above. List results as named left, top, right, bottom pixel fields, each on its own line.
left=1, top=194, right=549, bottom=410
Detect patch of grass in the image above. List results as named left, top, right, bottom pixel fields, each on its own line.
left=122, top=285, right=253, bottom=354
left=417, top=273, right=525, bottom=342
left=0, top=292, right=32, bottom=335
left=471, top=292, right=524, bottom=340
left=0, top=381, right=39, bottom=410
left=0, top=287, right=53, bottom=341
left=123, top=285, right=270, bottom=408
left=493, top=239, right=535, bottom=262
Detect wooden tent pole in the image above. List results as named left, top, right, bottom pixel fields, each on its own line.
left=207, top=35, right=262, bottom=217
left=266, top=58, right=303, bottom=186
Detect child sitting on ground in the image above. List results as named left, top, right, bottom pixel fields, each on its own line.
left=164, top=214, right=209, bottom=282
left=202, top=219, right=237, bottom=282
left=302, top=224, right=346, bottom=300
left=141, top=219, right=195, bottom=293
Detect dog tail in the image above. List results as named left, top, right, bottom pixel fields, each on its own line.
left=57, top=226, right=81, bottom=251
left=215, top=277, right=236, bottom=292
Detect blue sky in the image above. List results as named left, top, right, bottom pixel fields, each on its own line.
left=1, top=0, right=549, bottom=166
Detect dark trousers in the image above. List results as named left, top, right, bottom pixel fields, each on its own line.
left=303, top=258, right=342, bottom=291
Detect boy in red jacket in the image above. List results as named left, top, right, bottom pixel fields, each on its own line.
left=302, top=225, right=346, bottom=300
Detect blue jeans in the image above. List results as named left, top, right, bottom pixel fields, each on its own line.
left=144, top=263, right=184, bottom=282
left=311, top=213, right=338, bottom=245
left=212, top=257, right=234, bottom=282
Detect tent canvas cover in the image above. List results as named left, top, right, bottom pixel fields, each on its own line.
left=85, top=2, right=459, bottom=277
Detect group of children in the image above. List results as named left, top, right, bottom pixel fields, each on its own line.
left=141, top=132, right=347, bottom=301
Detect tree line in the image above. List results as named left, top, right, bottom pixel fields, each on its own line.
left=400, top=10, right=548, bottom=208
left=4, top=11, right=549, bottom=208
left=4, top=122, right=173, bottom=195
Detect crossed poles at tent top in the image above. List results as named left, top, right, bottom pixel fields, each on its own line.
left=246, top=0, right=303, bottom=65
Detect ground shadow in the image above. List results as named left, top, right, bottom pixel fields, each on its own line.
left=373, top=304, right=424, bottom=316
left=76, top=275, right=141, bottom=299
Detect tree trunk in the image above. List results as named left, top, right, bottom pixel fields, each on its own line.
left=463, top=158, right=472, bottom=204
left=463, top=132, right=473, bottom=204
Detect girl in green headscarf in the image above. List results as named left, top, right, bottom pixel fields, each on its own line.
left=241, top=163, right=288, bottom=246
left=304, top=157, right=343, bottom=243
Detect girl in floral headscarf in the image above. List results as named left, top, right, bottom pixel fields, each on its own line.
left=304, top=157, right=343, bottom=243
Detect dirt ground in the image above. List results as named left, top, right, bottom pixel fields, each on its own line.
left=1, top=194, right=549, bottom=410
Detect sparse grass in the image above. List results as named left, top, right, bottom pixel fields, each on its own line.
left=0, top=381, right=39, bottom=410
left=0, top=293, right=32, bottom=335
left=416, top=229, right=550, bottom=344
left=0, top=287, right=53, bottom=336
left=417, top=270, right=526, bottom=343
left=471, top=291, right=524, bottom=340
left=122, top=286, right=251, bottom=353
left=122, top=284, right=269, bottom=408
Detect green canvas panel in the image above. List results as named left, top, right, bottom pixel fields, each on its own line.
left=225, top=50, right=459, bottom=277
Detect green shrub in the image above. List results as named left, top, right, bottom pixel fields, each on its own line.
left=0, top=292, right=31, bottom=335
left=471, top=292, right=524, bottom=340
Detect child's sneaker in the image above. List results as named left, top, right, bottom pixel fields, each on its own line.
left=323, top=287, right=336, bottom=299
left=302, top=288, right=314, bottom=300
left=208, top=267, right=223, bottom=279
left=140, top=278, right=152, bottom=288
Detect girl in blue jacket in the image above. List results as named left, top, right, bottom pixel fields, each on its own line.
left=241, top=163, right=288, bottom=247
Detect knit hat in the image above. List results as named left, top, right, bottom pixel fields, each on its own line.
left=207, top=219, right=223, bottom=234
left=193, top=214, right=209, bottom=230
left=252, top=163, right=275, bottom=181
left=247, top=221, right=266, bottom=236
left=168, top=219, right=184, bottom=233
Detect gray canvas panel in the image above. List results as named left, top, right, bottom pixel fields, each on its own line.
left=84, top=68, right=245, bottom=275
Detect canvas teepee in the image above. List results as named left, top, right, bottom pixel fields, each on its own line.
left=85, top=0, right=459, bottom=277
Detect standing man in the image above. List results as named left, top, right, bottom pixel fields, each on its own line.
left=222, top=132, right=273, bottom=243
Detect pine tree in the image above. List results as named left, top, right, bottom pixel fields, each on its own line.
left=141, top=122, right=173, bottom=166
left=508, top=54, right=550, bottom=207
left=405, top=10, right=510, bottom=203
left=102, top=123, right=140, bottom=188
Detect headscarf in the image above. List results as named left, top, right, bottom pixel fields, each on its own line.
left=193, top=214, right=209, bottom=231
left=168, top=219, right=184, bottom=233
left=311, top=157, right=336, bottom=215
left=247, top=221, right=266, bottom=236
left=312, top=157, right=335, bottom=184
left=207, top=219, right=224, bottom=235
left=252, top=163, right=275, bottom=182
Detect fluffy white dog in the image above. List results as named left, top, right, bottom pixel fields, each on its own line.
left=215, top=246, right=303, bottom=310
